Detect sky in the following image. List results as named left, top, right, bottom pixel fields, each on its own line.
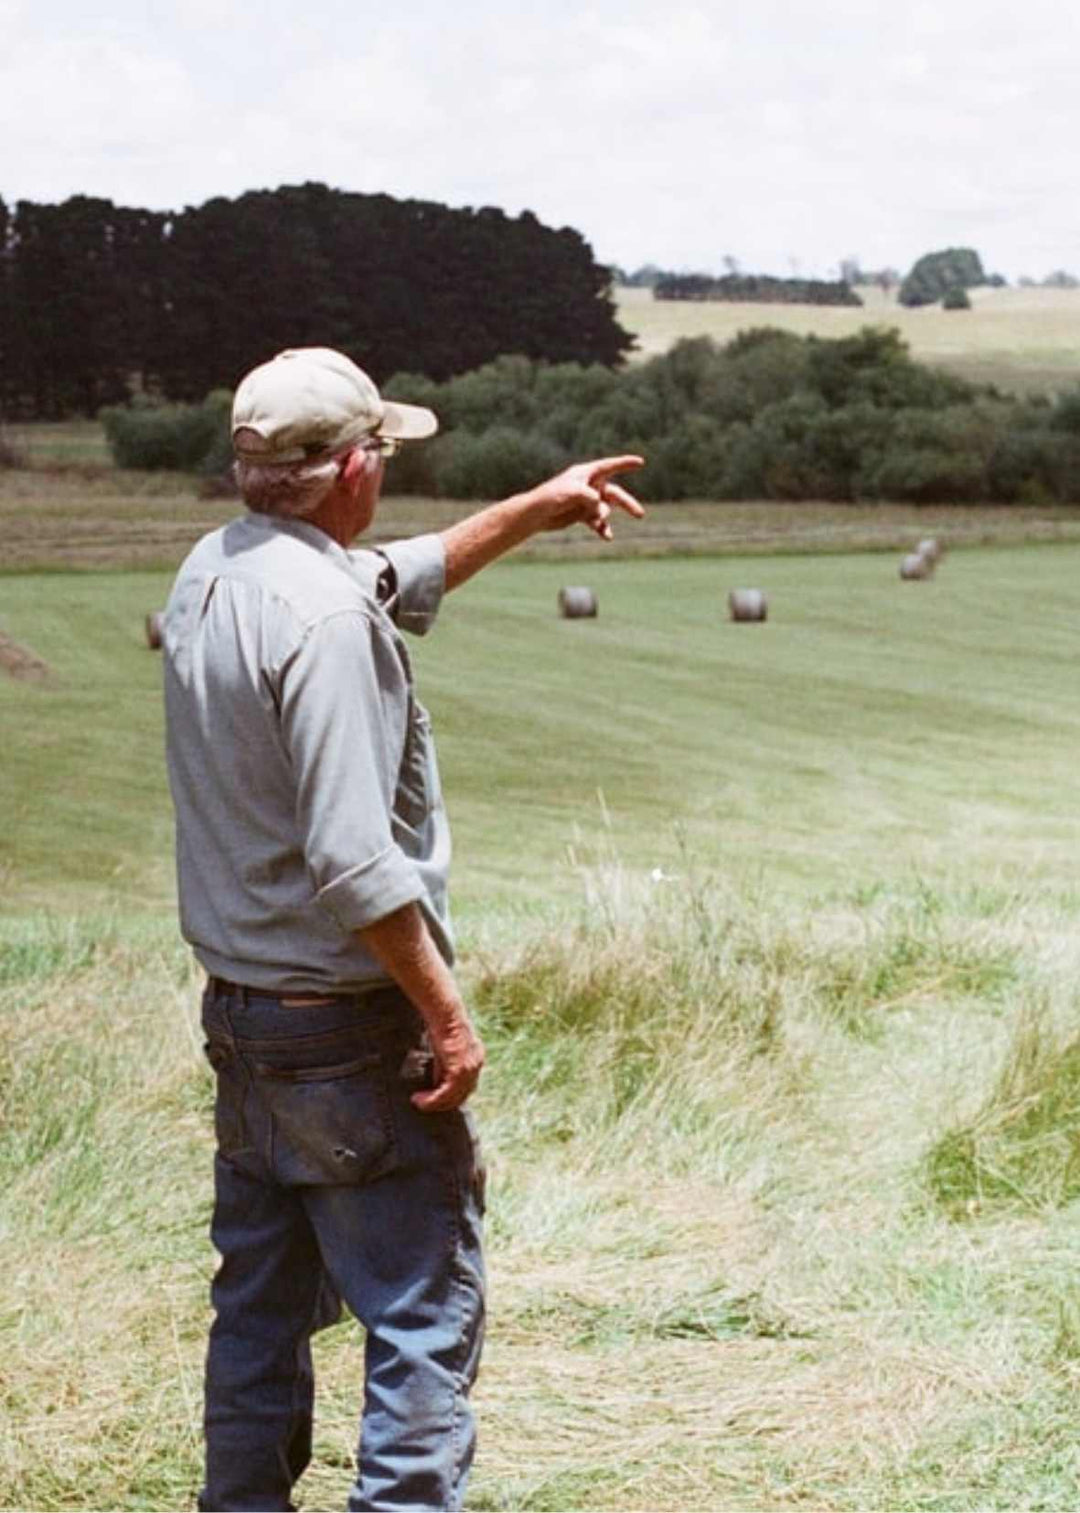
left=1, top=0, right=1077, bottom=283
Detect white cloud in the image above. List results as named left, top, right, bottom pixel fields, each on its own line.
left=2, top=0, right=1080, bottom=279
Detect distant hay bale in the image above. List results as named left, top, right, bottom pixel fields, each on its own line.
left=728, top=589, right=768, bottom=622
left=145, top=612, right=164, bottom=650
left=558, top=587, right=598, bottom=619
left=899, top=553, right=934, bottom=581
left=917, top=537, right=943, bottom=563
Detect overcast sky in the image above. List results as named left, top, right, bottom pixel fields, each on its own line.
left=2, top=0, right=1076, bottom=282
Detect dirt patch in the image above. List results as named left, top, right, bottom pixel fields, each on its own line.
left=0, top=631, right=51, bottom=682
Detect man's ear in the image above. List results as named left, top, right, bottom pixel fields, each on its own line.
left=339, top=445, right=366, bottom=489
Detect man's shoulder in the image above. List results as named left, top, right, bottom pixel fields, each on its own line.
left=173, top=515, right=382, bottom=630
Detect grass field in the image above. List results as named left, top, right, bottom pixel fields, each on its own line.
left=3, top=529, right=1080, bottom=1509
left=616, top=284, right=1080, bottom=396
left=6, top=544, right=1080, bottom=914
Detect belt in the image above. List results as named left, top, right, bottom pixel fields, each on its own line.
left=207, top=975, right=372, bottom=1008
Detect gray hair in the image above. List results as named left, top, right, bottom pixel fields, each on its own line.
left=234, top=454, right=341, bottom=519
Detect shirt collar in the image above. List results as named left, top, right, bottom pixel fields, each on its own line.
left=243, top=510, right=355, bottom=570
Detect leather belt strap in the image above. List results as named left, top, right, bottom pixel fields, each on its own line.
left=208, top=975, right=354, bottom=1008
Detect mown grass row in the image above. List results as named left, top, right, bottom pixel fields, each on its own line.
left=2, top=872, right=1079, bottom=1510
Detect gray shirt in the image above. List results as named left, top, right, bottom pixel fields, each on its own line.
left=162, top=511, right=452, bottom=994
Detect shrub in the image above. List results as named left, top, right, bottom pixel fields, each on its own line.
left=97, top=326, right=1080, bottom=504
left=856, top=405, right=1001, bottom=503
left=434, top=355, right=542, bottom=434
left=102, top=390, right=232, bottom=472
left=639, top=415, right=733, bottom=501
left=985, top=426, right=1080, bottom=504
left=436, top=426, right=568, bottom=500
left=925, top=1006, right=1080, bottom=1216
left=718, top=395, right=891, bottom=501
left=942, top=286, right=972, bottom=311
left=1049, top=385, right=1080, bottom=435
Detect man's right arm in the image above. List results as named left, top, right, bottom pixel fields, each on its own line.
left=440, top=455, right=645, bottom=591
left=357, top=902, right=484, bottom=1112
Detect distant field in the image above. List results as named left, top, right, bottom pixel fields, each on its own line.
left=616, top=284, right=1080, bottom=395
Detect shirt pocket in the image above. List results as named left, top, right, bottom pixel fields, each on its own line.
left=395, top=700, right=442, bottom=830
left=253, top=1049, right=400, bottom=1186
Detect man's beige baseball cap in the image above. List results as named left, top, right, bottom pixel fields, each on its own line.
left=232, top=347, right=438, bottom=464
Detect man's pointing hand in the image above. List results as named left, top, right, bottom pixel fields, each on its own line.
left=526, top=455, right=646, bottom=541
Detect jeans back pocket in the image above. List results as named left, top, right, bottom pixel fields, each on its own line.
left=254, top=1051, right=400, bottom=1187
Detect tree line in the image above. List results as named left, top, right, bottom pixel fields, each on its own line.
left=0, top=184, right=633, bottom=419
left=653, top=272, right=862, bottom=307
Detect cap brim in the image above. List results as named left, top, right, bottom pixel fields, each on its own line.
left=379, top=399, right=439, bottom=441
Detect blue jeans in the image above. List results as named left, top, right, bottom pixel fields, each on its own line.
left=199, top=981, right=485, bottom=1512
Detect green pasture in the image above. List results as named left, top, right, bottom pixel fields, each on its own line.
left=4, top=542, right=1080, bottom=1510
left=617, top=284, right=1080, bottom=395
left=4, top=545, right=1080, bottom=917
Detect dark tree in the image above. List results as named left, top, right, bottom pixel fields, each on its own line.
left=898, top=248, right=986, bottom=308
left=1, top=184, right=633, bottom=415
left=942, top=285, right=972, bottom=310
left=0, top=197, right=169, bottom=417
left=654, top=272, right=862, bottom=307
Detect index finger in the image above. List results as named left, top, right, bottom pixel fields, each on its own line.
left=586, top=454, right=645, bottom=485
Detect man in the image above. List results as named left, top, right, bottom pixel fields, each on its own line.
left=162, top=346, right=643, bottom=1513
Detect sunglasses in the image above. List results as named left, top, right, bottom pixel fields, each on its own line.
left=365, top=436, right=402, bottom=460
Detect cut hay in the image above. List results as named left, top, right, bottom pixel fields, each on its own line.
left=558, top=587, right=598, bottom=619
left=899, top=553, right=934, bottom=581
left=728, top=589, right=768, bottom=622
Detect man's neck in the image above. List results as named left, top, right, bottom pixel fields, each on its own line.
left=308, top=491, right=360, bottom=548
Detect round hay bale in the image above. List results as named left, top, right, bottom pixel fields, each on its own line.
left=145, top=611, right=164, bottom=650
left=899, top=553, right=934, bottom=581
left=917, top=537, right=942, bottom=564
left=558, top=587, right=598, bottom=619
left=728, top=589, right=768, bottom=622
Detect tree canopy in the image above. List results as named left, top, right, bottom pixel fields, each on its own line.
left=898, top=247, right=987, bottom=308
left=0, top=185, right=632, bottom=417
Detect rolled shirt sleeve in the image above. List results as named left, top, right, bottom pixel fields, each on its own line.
left=351, top=533, right=445, bottom=637
left=279, top=608, right=422, bottom=933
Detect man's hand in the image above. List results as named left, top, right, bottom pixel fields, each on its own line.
left=523, top=455, right=646, bottom=541
left=357, top=902, right=485, bottom=1112
left=412, top=1008, right=485, bottom=1113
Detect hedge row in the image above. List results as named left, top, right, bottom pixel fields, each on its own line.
left=101, top=328, right=1080, bottom=505
left=653, top=274, right=862, bottom=307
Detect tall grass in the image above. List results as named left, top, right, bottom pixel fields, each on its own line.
left=926, top=1000, right=1080, bottom=1215
left=2, top=879, right=1079, bottom=1508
